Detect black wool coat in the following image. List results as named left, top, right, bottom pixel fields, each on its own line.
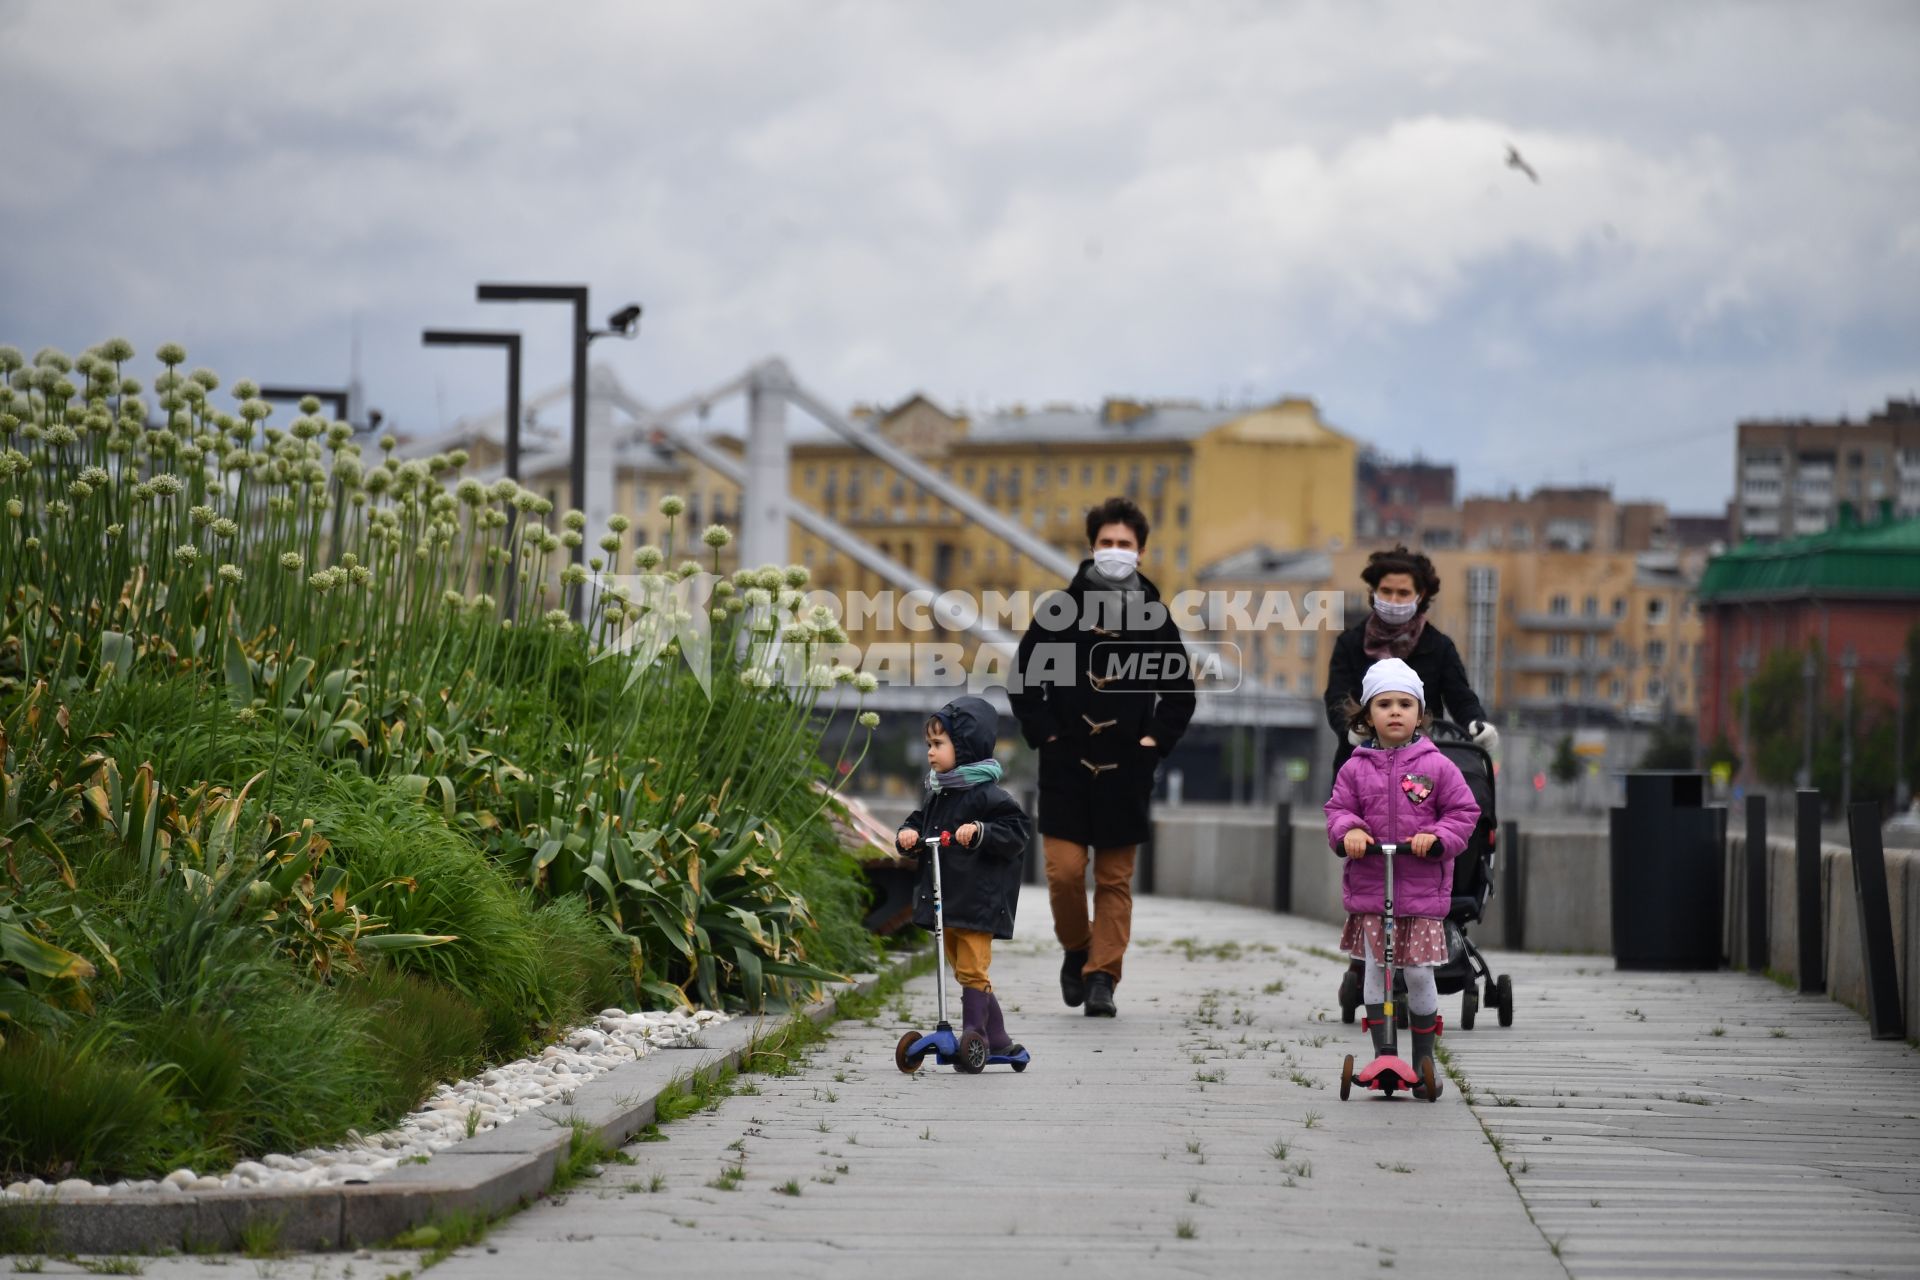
left=1010, top=562, right=1196, bottom=849
left=1322, top=617, right=1488, bottom=773
left=901, top=697, right=1033, bottom=940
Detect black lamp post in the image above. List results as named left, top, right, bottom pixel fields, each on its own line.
left=421, top=330, right=523, bottom=482
left=259, top=385, right=379, bottom=435
left=474, top=284, right=641, bottom=568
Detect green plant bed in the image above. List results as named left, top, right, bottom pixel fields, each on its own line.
left=0, top=338, right=884, bottom=1183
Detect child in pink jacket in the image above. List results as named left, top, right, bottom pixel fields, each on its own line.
left=1323, top=657, right=1481, bottom=1094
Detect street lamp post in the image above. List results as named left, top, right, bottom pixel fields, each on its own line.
left=474, top=283, right=641, bottom=564
left=421, top=330, right=523, bottom=483
left=259, top=385, right=380, bottom=436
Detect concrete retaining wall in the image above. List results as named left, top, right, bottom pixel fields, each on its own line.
left=1148, top=804, right=1918, bottom=1032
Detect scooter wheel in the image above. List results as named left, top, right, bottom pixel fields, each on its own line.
left=954, top=1030, right=989, bottom=1074
left=895, top=1031, right=926, bottom=1074
left=1339, top=1054, right=1355, bottom=1101
left=1010, top=1057, right=1028, bottom=1073
left=1496, top=975, right=1514, bottom=1028
left=1419, top=1057, right=1442, bottom=1102
left=1460, top=986, right=1479, bottom=1031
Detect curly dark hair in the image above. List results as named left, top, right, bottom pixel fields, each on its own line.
left=1360, top=544, right=1440, bottom=614
left=1084, top=496, right=1149, bottom=550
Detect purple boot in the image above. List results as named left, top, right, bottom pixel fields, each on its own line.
left=960, top=986, right=990, bottom=1038
left=984, top=993, right=1023, bottom=1057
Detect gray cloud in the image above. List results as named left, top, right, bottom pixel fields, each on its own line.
left=3, top=0, right=1916, bottom=512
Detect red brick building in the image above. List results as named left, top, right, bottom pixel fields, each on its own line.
left=1697, top=518, right=1920, bottom=772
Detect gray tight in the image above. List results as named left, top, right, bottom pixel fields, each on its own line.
left=1361, top=935, right=1439, bottom=1017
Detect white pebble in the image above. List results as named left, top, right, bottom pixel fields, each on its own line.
left=54, top=1178, right=102, bottom=1198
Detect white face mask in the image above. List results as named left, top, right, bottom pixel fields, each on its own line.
left=1092, top=547, right=1140, bottom=580
left=1374, top=597, right=1418, bottom=625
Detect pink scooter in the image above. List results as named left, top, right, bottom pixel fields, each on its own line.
left=1340, top=842, right=1439, bottom=1103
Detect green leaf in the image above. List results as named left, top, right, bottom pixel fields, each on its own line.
left=223, top=633, right=254, bottom=708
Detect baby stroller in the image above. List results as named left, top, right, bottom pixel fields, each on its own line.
left=1337, top=719, right=1514, bottom=1030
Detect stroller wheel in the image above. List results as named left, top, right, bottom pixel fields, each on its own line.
left=954, top=1029, right=989, bottom=1074
left=1340, top=1054, right=1355, bottom=1101
left=1496, top=975, right=1514, bottom=1028
left=1460, top=986, right=1478, bottom=1031
left=895, top=1031, right=926, bottom=1074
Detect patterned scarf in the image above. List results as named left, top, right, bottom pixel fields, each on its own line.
left=927, top=759, right=1004, bottom=793
left=1363, top=609, right=1428, bottom=661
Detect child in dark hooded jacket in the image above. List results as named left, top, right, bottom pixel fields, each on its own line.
left=897, top=695, right=1033, bottom=1057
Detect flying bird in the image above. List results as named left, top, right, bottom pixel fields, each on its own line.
left=1506, top=144, right=1540, bottom=184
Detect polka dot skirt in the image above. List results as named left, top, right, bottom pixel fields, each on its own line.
left=1340, top=913, right=1449, bottom=968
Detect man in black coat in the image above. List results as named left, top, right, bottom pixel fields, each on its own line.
left=898, top=695, right=1032, bottom=1056
left=1322, top=545, right=1495, bottom=774
left=1011, top=497, right=1195, bottom=1019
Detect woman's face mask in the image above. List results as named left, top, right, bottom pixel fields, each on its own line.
left=1373, top=596, right=1419, bottom=625
left=1093, top=547, right=1140, bottom=580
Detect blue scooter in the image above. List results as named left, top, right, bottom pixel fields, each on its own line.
left=894, top=830, right=1031, bottom=1075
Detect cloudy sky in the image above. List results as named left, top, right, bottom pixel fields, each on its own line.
left=3, top=0, right=1916, bottom=512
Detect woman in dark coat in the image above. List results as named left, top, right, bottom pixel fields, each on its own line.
left=1012, top=497, right=1195, bottom=1018
left=1323, top=545, right=1496, bottom=774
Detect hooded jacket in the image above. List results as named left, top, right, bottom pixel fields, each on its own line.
left=1010, top=560, right=1196, bottom=848
left=900, top=696, right=1032, bottom=940
left=1324, top=734, right=1481, bottom=920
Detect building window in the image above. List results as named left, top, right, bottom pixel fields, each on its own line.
left=1105, top=463, right=1118, bottom=486
left=1271, top=632, right=1288, bottom=655
left=1581, top=634, right=1597, bottom=658
left=1300, top=632, right=1316, bottom=660
left=1647, top=677, right=1665, bottom=700
left=1176, top=504, right=1189, bottom=528
left=1610, top=679, right=1622, bottom=699
left=803, top=467, right=815, bottom=485
left=1081, top=464, right=1093, bottom=486
left=1612, top=596, right=1626, bottom=617
left=1549, top=634, right=1569, bottom=657
left=1298, top=673, right=1314, bottom=694
left=1647, top=597, right=1668, bottom=624
left=1550, top=594, right=1569, bottom=616
left=1582, top=595, right=1598, bottom=617
left=1646, top=639, right=1667, bottom=666
left=1549, top=674, right=1567, bottom=697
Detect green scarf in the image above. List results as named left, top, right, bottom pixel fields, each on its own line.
left=927, top=759, right=1004, bottom=793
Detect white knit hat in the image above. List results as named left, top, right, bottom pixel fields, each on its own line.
left=1360, top=657, right=1424, bottom=708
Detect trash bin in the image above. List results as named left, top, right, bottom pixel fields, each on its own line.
left=1608, top=771, right=1725, bottom=970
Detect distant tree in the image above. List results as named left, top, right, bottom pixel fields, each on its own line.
left=1638, top=717, right=1696, bottom=770
left=1550, top=734, right=1580, bottom=785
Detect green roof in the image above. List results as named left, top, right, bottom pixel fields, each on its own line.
left=1698, top=517, right=1920, bottom=602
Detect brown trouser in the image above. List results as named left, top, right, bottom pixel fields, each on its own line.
left=1043, top=836, right=1137, bottom=982
left=943, top=928, right=993, bottom=993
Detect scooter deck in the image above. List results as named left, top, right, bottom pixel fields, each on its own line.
left=905, top=1030, right=1032, bottom=1069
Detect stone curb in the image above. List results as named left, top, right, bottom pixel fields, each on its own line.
left=3, top=955, right=918, bottom=1256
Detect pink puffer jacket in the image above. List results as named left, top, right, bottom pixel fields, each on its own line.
left=1324, top=735, right=1481, bottom=919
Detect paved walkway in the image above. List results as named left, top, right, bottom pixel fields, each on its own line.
left=88, top=891, right=1920, bottom=1279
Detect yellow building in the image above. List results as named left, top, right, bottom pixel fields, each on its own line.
left=1196, top=545, right=1708, bottom=723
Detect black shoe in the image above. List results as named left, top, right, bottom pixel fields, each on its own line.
left=1060, top=949, right=1089, bottom=1008
left=1084, top=972, right=1116, bottom=1017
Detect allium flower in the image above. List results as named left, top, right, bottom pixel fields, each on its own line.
left=561, top=531, right=584, bottom=550
left=68, top=480, right=93, bottom=500
left=854, top=672, right=879, bottom=694
left=784, top=565, right=810, bottom=589
left=3, top=499, right=20, bottom=518
left=607, top=513, right=631, bottom=533
left=174, top=544, right=200, bottom=566
left=543, top=609, right=571, bottom=631
left=238, top=398, right=271, bottom=422
left=280, top=551, right=304, bottom=573
left=149, top=473, right=184, bottom=497
left=456, top=478, right=486, bottom=505
left=725, top=597, right=744, bottom=615
left=442, top=589, right=463, bottom=608
left=561, top=564, right=589, bottom=586
left=218, top=564, right=243, bottom=584
left=105, top=523, right=123, bottom=539
left=98, top=338, right=135, bottom=363
left=562, top=509, right=587, bottom=532
left=231, top=378, right=260, bottom=400
left=190, top=367, right=219, bottom=391
left=0, top=346, right=22, bottom=372
left=858, top=711, right=880, bottom=729
left=598, top=533, right=621, bottom=553
left=448, top=448, right=469, bottom=468
left=155, top=342, right=187, bottom=365
left=678, top=560, right=700, bottom=580
left=379, top=433, right=398, bottom=453
left=658, top=494, right=685, bottom=517
left=702, top=524, right=732, bottom=549
left=44, top=499, right=69, bottom=520
left=298, top=395, right=322, bottom=415
left=634, top=545, right=664, bottom=571
left=350, top=565, right=372, bottom=587
left=189, top=504, right=215, bottom=527
left=540, top=532, right=562, bottom=554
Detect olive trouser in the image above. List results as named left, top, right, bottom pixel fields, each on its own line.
left=1043, top=836, right=1137, bottom=982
